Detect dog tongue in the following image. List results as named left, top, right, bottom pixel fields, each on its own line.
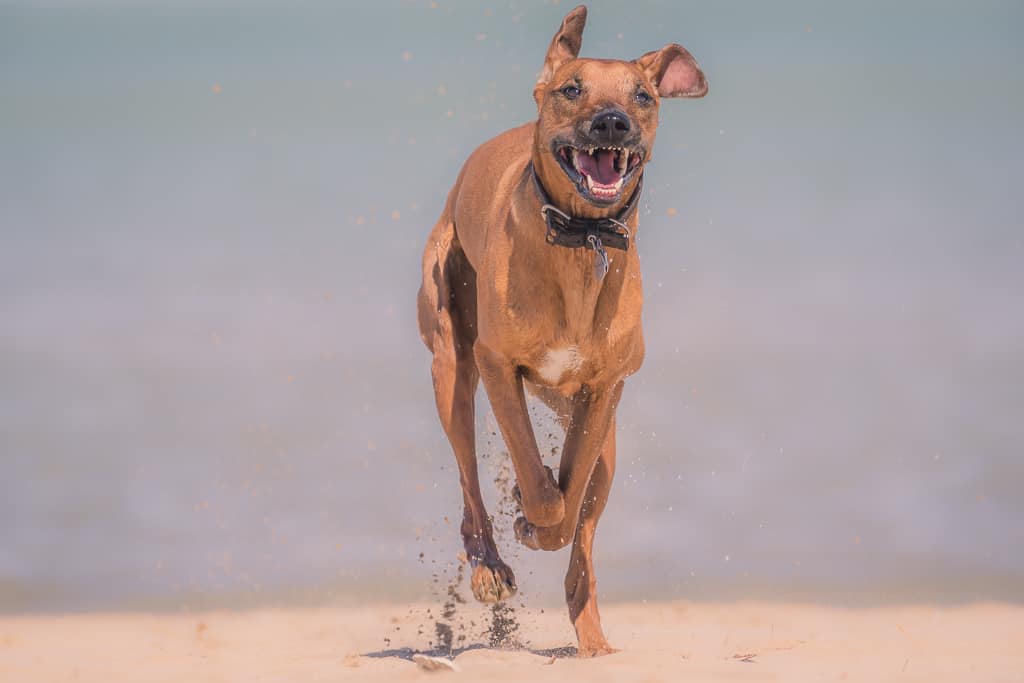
left=577, top=149, right=621, bottom=185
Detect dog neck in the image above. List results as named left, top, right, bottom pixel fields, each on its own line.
left=528, top=162, right=642, bottom=280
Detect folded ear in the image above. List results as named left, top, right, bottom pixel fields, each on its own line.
left=534, top=5, right=587, bottom=104
left=634, top=43, right=708, bottom=98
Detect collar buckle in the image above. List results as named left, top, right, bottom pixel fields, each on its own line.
left=540, top=203, right=572, bottom=245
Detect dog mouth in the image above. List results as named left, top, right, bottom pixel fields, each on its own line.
left=554, top=144, right=643, bottom=203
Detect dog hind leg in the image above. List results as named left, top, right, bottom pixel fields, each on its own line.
left=565, top=416, right=617, bottom=657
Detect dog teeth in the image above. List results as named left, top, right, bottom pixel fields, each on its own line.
left=573, top=146, right=631, bottom=196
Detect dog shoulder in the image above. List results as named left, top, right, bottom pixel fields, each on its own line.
left=451, top=122, right=536, bottom=263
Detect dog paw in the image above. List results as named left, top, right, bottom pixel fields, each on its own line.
left=573, top=617, right=616, bottom=656
left=513, top=516, right=540, bottom=550
left=512, top=466, right=564, bottom=527
left=470, top=561, right=517, bottom=603
left=514, top=516, right=571, bottom=551
left=576, top=642, right=618, bottom=658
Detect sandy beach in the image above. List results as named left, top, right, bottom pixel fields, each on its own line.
left=2, top=601, right=1021, bottom=682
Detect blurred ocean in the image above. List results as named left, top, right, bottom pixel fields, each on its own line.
left=1, top=0, right=1022, bottom=612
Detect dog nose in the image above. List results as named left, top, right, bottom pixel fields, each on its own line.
left=589, top=109, right=631, bottom=144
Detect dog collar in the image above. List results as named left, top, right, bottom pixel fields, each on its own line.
left=529, top=164, right=643, bottom=280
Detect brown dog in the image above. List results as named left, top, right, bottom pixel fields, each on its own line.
left=417, top=5, right=706, bottom=656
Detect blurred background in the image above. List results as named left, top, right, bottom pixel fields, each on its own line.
left=1, top=0, right=1022, bottom=613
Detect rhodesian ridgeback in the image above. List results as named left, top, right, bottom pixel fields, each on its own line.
left=417, top=5, right=707, bottom=656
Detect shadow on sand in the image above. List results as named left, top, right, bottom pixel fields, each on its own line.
left=363, top=643, right=578, bottom=661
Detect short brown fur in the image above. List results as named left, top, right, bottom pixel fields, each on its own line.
left=417, top=5, right=706, bottom=656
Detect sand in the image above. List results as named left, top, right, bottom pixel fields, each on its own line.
left=1, top=601, right=1021, bottom=682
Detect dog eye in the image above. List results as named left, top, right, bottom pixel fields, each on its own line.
left=635, top=90, right=653, bottom=105
left=560, top=85, right=581, bottom=100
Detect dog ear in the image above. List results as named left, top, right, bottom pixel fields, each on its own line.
left=533, top=5, right=587, bottom=106
left=634, top=43, right=708, bottom=98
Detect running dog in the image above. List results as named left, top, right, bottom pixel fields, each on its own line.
left=417, top=5, right=707, bottom=656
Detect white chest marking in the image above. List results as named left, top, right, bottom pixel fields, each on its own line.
left=537, top=345, right=585, bottom=384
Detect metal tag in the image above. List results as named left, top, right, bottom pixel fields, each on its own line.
left=589, top=235, right=609, bottom=280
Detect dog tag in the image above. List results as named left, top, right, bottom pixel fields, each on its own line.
left=593, top=243, right=609, bottom=280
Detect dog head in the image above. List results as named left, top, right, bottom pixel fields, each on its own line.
left=532, top=6, right=707, bottom=211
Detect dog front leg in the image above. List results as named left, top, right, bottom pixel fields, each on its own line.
left=474, top=341, right=565, bottom=527
left=515, top=381, right=623, bottom=551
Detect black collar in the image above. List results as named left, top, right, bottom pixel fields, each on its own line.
left=529, top=164, right=643, bottom=279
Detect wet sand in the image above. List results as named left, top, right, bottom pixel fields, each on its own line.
left=1, top=601, right=1021, bottom=682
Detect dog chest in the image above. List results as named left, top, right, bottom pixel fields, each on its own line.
left=536, top=345, right=586, bottom=385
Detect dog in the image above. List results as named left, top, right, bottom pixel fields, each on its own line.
left=417, top=5, right=707, bottom=656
